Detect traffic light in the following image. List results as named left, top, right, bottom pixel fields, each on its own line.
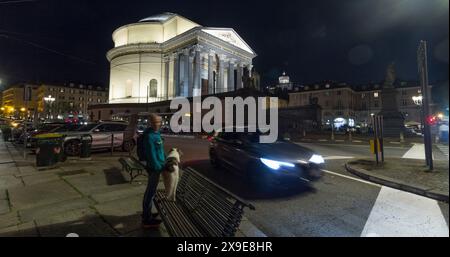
left=426, top=115, right=438, bottom=126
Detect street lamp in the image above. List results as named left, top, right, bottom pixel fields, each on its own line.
left=44, top=95, right=56, bottom=120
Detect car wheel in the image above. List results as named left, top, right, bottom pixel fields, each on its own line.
left=122, top=140, right=135, bottom=152
left=64, top=140, right=81, bottom=156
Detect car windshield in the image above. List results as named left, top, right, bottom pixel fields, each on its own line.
left=38, top=124, right=63, bottom=131
left=76, top=124, right=98, bottom=132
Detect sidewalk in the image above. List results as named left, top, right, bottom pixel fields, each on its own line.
left=345, top=158, right=449, bottom=202
left=0, top=136, right=263, bottom=237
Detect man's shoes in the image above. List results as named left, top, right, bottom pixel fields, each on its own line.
left=142, top=219, right=162, bottom=229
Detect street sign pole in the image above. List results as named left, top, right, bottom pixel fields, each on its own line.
left=418, top=40, right=433, bottom=170
left=379, top=115, right=385, bottom=163
left=372, top=115, right=379, bottom=165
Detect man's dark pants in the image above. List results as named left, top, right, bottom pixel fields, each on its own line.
left=142, top=169, right=161, bottom=222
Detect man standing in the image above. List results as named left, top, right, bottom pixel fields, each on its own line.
left=142, top=114, right=166, bottom=228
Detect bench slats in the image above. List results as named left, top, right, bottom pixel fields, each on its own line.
left=156, top=192, right=203, bottom=237
left=154, top=168, right=254, bottom=237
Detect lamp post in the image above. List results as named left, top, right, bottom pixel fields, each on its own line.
left=44, top=95, right=56, bottom=120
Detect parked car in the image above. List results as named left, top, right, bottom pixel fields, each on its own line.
left=61, top=121, right=135, bottom=156
left=27, top=122, right=67, bottom=148
left=209, top=127, right=325, bottom=188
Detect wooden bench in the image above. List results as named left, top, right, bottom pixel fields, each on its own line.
left=119, top=157, right=147, bottom=183
left=154, top=167, right=255, bottom=237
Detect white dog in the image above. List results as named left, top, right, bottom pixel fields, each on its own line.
left=162, top=148, right=182, bottom=202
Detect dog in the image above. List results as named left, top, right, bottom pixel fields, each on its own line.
left=162, top=148, right=182, bottom=201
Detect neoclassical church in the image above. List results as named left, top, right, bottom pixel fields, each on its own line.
left=107, top=12, right=257, bottom=105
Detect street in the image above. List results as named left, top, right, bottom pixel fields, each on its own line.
left=163, top=136, right=449, bottom=237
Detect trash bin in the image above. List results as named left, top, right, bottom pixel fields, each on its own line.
left=80, top=134, right=92, bottom=160
left=35, top=133, right=64, bottom=168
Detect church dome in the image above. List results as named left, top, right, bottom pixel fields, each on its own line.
left=279, top=72, right=290, bottom=84
left=139, top=12, right=177, bottom=23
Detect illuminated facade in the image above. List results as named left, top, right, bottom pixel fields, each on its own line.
left=107, top=12, right=257, bottom=104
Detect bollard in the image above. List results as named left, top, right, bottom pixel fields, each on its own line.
left=111, top=133, right=114, bottom=156
left=400, top=132, right=405, bottom=143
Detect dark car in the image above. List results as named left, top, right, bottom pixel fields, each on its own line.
left=209, top=128, right=325, bottom=188
left=25, top=122, right=66, bottom=147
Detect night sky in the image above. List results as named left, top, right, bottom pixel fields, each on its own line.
left=0, top=0, right=448, bottom=88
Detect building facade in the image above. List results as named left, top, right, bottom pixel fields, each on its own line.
left=1, top=83, right=108, bottom=120
left=288, top=81, right=430, bottom=129
left=107, top=12, right=257, bottom=105
left=1, top=84, right=39, bottom=119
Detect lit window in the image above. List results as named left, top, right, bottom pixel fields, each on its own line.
left=374, top=92, right=379, bottom=98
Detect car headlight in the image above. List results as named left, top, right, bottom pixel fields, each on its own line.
left=309, top=154, right=325, bottom=164
left=260, top=158, right=295, bottom=170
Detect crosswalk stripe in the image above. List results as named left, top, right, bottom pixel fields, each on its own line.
left=402, top=144, right=435, bottom=160
left=361, top=186, right=449, bottom=237
left=436, top=145, right=449, bottom=157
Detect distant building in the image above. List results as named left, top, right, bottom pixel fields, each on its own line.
left=266, top=72, right=294, bottom=93
left=288, top=81, right=432, bottom=130
left=1, top=83, right=109, bottom=120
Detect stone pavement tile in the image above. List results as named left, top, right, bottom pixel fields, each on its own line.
left=0, top=199, right=10, bottom=215
left=90, top=185, right=146, bottom=203
left=0, top=221, right=38, bottom=237
left=18, top=166, right=37, bottom=174
left=121, top=226, right=169, bottom=237
left=63, top=172, right=111, bottom=195
left=0, top=163, right=18, bottom=175
left=94, top=195, right=143, bottom=235
left=0, top=212, right=20, bottom=229
left=238, top=219, right=267, bottom=237
left=0, top=175, right=23, bottom=190
left=18, top=197, right=95, bottom=223
left=8, top=180, right=82, bottom=211
left=35, top=208, right=117, bottom=237
left=63, top=170, right=137, bottom=197
left=0, top=189, right=6, bottom=200
left=21, top=173, right=61, bottom=186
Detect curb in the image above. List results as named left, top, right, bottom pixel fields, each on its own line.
left=345, top=163, right=449, bottom=203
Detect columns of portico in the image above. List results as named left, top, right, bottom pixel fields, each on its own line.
left=172, top=52, right=180, bottom=97
left=193, top=45, right=203, bottom=97
left=227, top=59, right=236, bottom=92
left=247, top=63, right=253, bottom=78
left=208, top=50, right=215, bottom=95
left=236, top=62, right=244, bottom=90
left=164, top=55, right=170, bottom=100
left=217, top=54, right=226, bottom=94
left=182, top=49, right=190, bottom=97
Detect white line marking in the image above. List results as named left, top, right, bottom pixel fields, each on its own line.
left=361, top=186, right=449, bottom=237
left=322, top=169, right=381, bottom=187
left=324, top=156, right=355, bottom=160
left=402, top=143, right=434, bottom=160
